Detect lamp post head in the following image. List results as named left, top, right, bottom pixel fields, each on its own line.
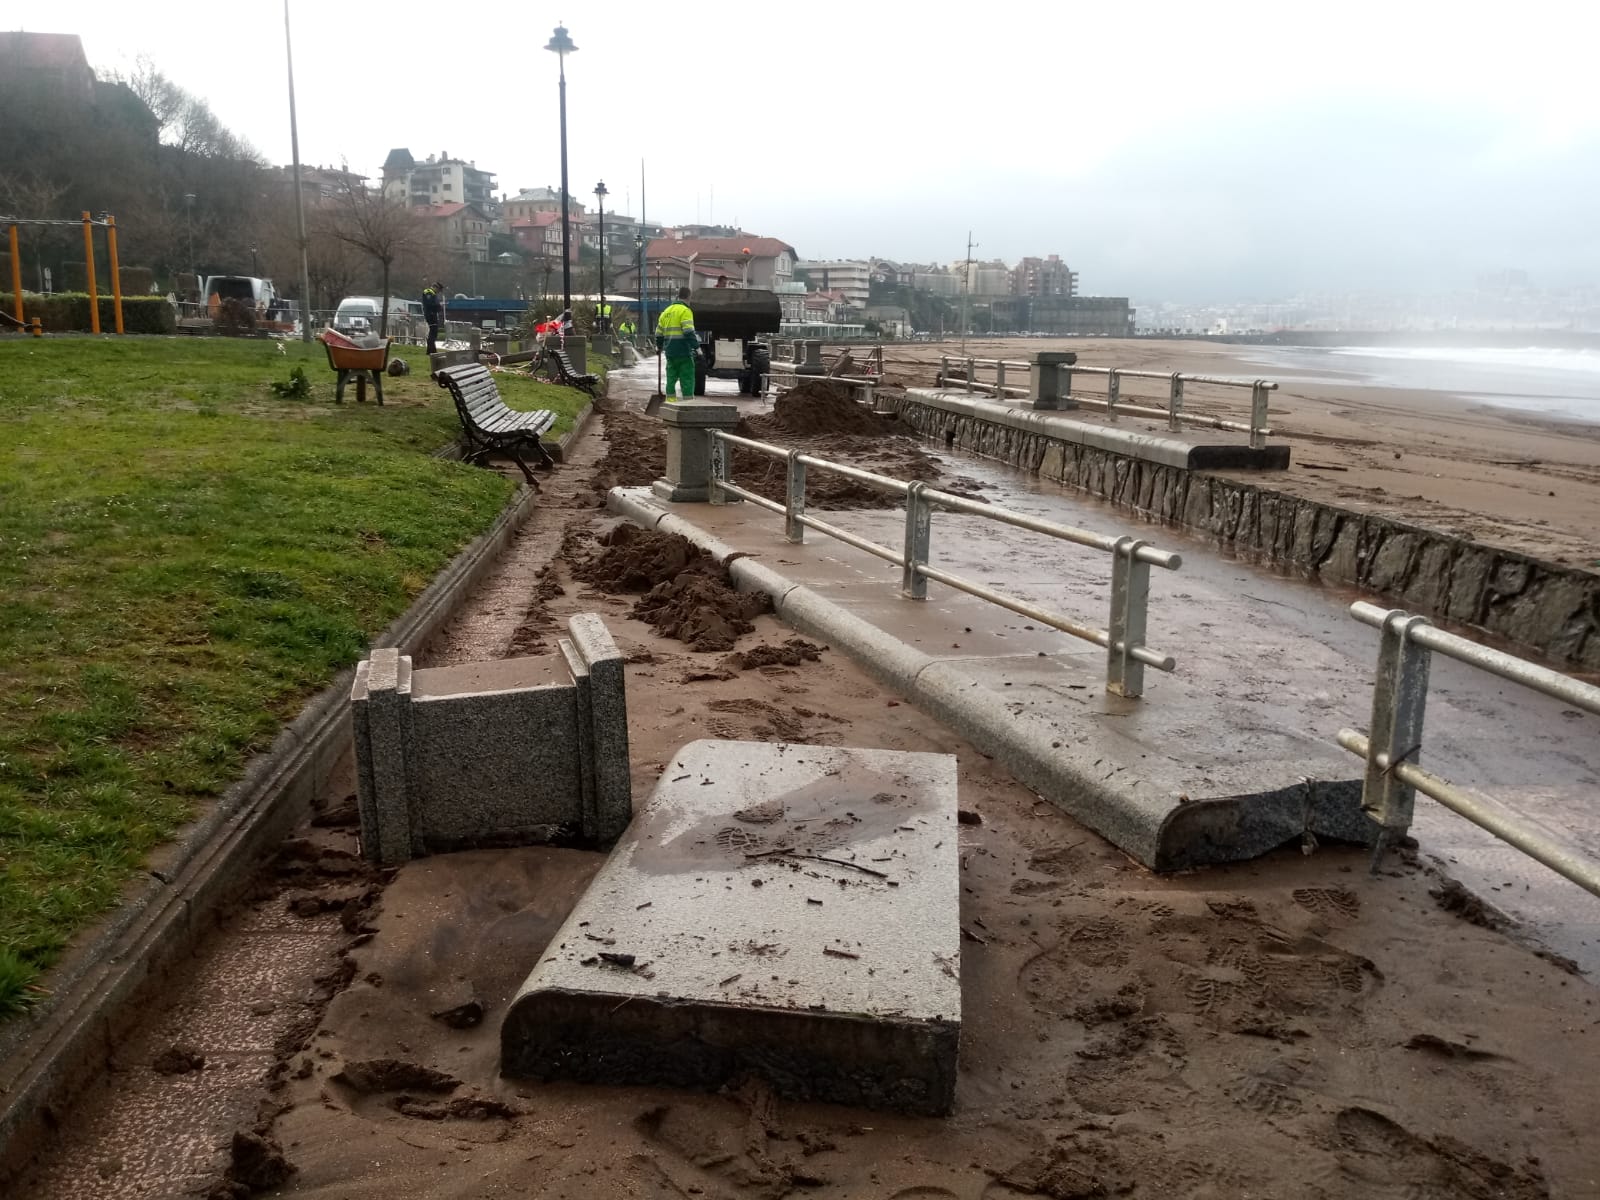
left=544, top=24, right=576, bottom=55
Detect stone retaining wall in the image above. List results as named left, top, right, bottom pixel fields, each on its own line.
left=890, top=394, right=1600, bottom=670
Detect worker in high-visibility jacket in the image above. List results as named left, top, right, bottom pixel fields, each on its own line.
left=654, top=287, right=698, bottom=401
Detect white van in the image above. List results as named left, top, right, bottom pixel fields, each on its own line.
left=332, top=295, right=420, bottom=341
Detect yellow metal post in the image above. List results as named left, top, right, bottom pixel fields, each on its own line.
left=8, top=223, right=21, bottom=324
left=107, top=215, right=124, bottom=334
left=82, top=212, right=100, bottom=334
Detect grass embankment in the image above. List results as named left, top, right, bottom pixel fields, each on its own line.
left=0, top=336, right=589, bottom=1015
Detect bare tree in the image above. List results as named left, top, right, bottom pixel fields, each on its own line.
left=320, top=181, right=425, bottom=337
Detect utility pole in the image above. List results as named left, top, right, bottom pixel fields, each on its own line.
left=284, top=0, right=312, bottom=342
left=960, top=230, right=977, bottom=354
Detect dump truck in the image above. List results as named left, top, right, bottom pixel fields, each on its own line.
left=689, top=287, right=781, bottom=396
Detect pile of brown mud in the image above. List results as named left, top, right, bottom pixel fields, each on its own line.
left=732, top=380, right=985, bottom=510
left=572, top=523, right=769, bottom=651
left=587, top=409, right=665, bottom=499
left=742, top=379, right=898, bottom=438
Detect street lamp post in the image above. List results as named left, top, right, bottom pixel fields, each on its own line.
left=634, top=233, right=644, bottom=344
left=594, top=179, right=607, bottom=334
left=544, top=24, right=577, bottom=313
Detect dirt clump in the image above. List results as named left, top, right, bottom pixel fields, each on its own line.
left=393, top=1095, right=519, bottom=1121
left=151, top=1044, right=206, bottom=1074
left=589, top=408, right=665, bottom=498
left=633, top=569, right=771, bottom=652
left=726, top=638, right=825, bottom=670
left=570, top=523, right=770, bottom=651
left=205, top=1128, right=294, bottom=1198
left=746, top=379, right=899, bottom=438
left=334, top=1059, right=461, bottom=1095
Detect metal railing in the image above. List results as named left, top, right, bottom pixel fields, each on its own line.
left=1337, top=601, right=1600, bottom=897
left=707, top=430, right=1182, bottom=697
left=937, top=356, right=1277, bottom=449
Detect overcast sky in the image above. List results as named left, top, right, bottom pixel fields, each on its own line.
left=31, top=0, right=1600, bottom=300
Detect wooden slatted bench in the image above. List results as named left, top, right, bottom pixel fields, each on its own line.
left=539, top=346, right=601, bottom=398
left=435, top=363, right=556, bottom=487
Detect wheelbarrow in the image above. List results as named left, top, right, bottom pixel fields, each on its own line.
left=320, top=330, right=392, bottom=404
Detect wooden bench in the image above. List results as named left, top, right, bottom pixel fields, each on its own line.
left=434, top=363, right=556, bottom=487
left=538, top=346, right=601, bottom=398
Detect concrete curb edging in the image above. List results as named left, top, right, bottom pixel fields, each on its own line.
left=605, top=488, right=1370, bottom=873
left=0, top=483, right=545, bottom=1180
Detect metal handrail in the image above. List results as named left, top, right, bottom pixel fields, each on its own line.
left=1337, top=600, right=1600, bottom=898
left=937, top=356, right=1278, bottom=448
left=708, top=430, right=1182, bottom=696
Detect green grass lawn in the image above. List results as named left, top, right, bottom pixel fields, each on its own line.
left=0, top=335, right=591, bottom=1015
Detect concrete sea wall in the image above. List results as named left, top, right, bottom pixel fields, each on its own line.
left=889, top=392, right=1600, bottom=671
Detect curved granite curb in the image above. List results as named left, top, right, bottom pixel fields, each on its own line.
left=0, top=483, right=543, bottom=1178
left=605, top=487, right=1371, bottom=874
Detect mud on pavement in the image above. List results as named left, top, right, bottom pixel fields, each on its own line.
left=12, top=395, right=1600, bottom=1199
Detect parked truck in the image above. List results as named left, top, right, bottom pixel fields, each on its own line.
left=689, top=287, right=781, bottom=396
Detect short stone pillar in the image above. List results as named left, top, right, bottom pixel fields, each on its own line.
left=1026, top=350, right=1079, bottom=411
left=652, top=401, right=741, bottom=502
left=566, top=336, right=588, bottom=374
left=797, top=339, right=826, bottom=376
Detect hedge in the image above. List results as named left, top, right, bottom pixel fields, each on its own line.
left=0, top=293, right=176, bottom=335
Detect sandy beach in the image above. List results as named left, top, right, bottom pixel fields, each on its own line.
left=880, top=338, right=1600, bottom=568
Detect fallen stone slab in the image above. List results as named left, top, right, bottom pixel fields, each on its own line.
left=502, top=739, right=961, bottom=1115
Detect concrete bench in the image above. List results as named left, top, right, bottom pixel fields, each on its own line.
left=435, top=362, right=556, bottom=487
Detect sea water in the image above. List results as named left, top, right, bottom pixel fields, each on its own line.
left=1238, top=344, right=1600, bottom=423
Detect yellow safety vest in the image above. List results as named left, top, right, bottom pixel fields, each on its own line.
left=656, top=302, right=694, bottom=337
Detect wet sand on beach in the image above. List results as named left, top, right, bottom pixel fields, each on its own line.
left=882, top=338, right=1600, bottom=567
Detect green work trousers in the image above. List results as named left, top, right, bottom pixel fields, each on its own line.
left=665, top=355, right=695, bottom=399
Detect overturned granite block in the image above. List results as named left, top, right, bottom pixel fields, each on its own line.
left=351, top=614, right=633, bottom=865
left=502, top=739, right=962, bottom=1115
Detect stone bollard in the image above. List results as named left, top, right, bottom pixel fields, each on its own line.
left=1026, top=350, right=1079, bottom=411
left=651, top=401, right=742, bottom=503
left=566, top=336, right=588, bottom=374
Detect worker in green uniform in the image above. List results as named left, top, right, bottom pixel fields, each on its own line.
left=655, top=287, right=698, bottom=401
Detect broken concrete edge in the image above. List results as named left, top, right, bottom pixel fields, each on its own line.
left=603, top=487, right=1371, bottom=874
left=890, top=391, right=1600, bottom=670
left=0, top=481, right=545, bottom=1183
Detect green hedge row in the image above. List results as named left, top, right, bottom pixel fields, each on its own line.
left=1, top=293, right=176, bottom=335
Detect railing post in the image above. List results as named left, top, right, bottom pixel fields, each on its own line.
left=1106, top=369, right=1120, bottom=422
left=1250, top=380, right=1269, bottom=449
left=901, top=481, right=931, bottom=600
left=994, top=361, right=1006, bottom=398
left=1363, top=610, right=1433, bottom=866
left=1167, top=373, right=1184, bottom=431
left=1106, top=536, right=1151, bottom=698
left=784, top=450, right=806, bottom=543
left=709, top=433, right=729, bottom=505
